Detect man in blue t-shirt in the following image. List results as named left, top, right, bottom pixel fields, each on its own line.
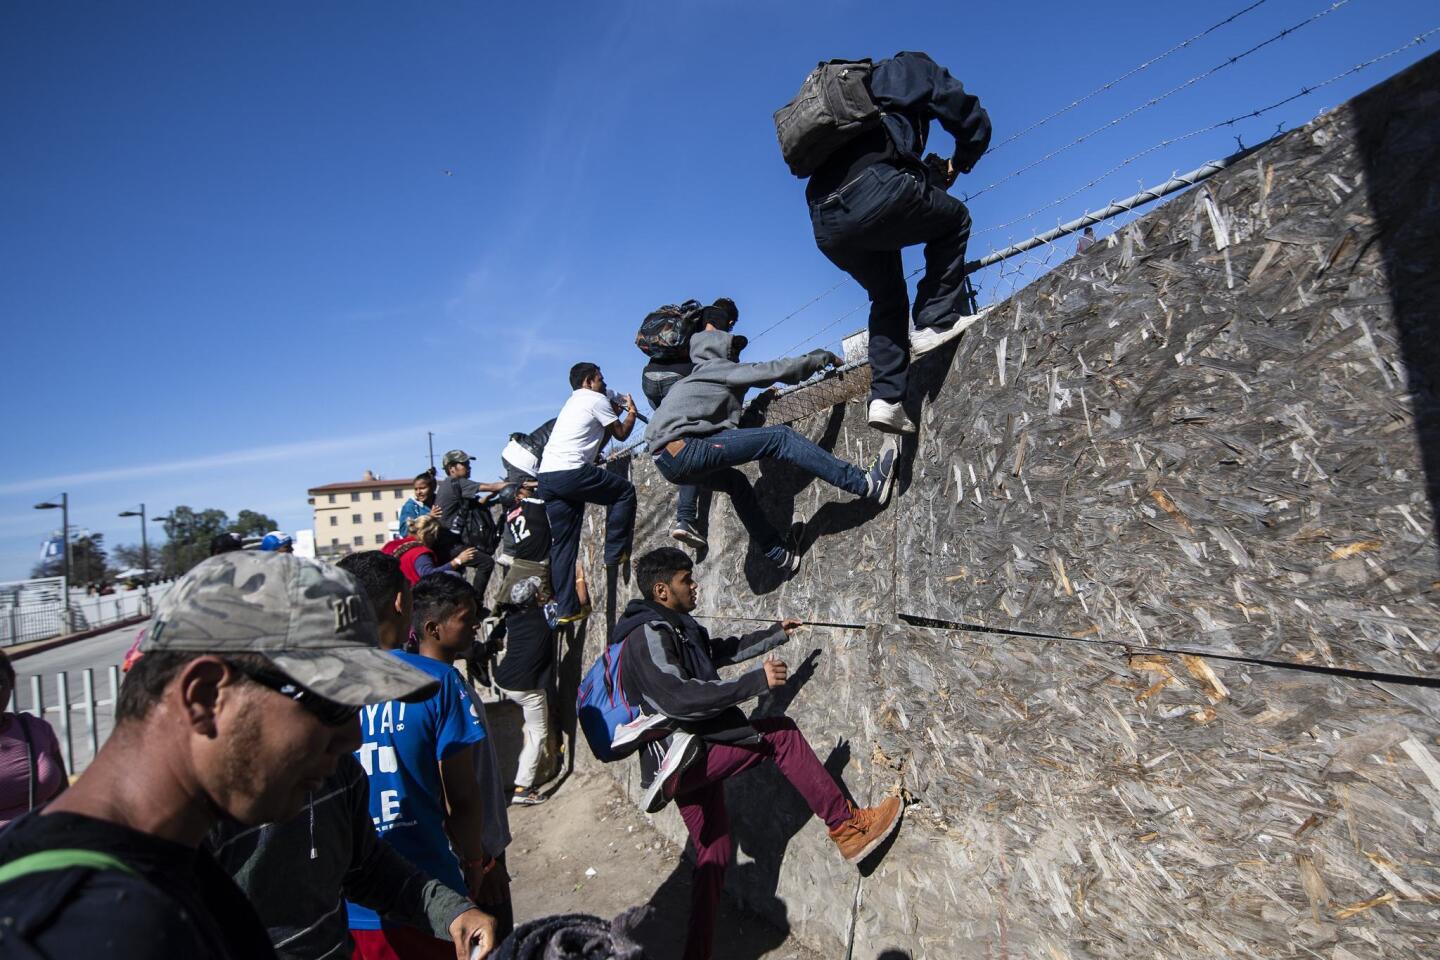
left=347, top=575, right=494, bottom=960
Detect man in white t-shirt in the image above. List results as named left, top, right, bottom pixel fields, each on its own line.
left=536, top=362, right=638, bottom=621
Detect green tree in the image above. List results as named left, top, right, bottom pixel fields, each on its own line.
left=32, top=533, right=111, bottom=588
left=157, top=506, right=230, bottom=578
left=230, top=509, right=279, bottom=538
left=112, top=543, right=159, bottom=580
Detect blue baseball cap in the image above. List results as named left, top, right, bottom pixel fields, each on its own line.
left=259, top=531, right=294, bottom=551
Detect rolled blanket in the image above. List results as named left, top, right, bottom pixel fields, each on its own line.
left=491, top=908, right=647, bottom=960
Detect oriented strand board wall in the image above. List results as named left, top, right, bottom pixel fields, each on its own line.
left=890, top=60, right=1440, bottom=677
left=564, top=52, right=1440, bottom=959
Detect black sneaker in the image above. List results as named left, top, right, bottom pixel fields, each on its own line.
left=863, top=439, right=898, bottom=507
left=510, top=786, right=546, bottom=806
left=671, top=520, right=707, bottom=550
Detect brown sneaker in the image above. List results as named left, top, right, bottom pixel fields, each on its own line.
left=829, top=795, right=903, bottom=864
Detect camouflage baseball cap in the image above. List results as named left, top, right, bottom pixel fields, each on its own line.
left=142, top=552, right=438, bottom=706
left=442, top=449, right=474, bottom=469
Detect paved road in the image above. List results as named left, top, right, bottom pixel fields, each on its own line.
left=14, top=621, right=142, bottom=676
left=12, top=621, right=144, bottom=775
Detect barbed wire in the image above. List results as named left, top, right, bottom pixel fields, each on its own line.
left=747, top=277, right=851, bottom=346
left=973, top=24, right=1438, bottom=239
left=779, top=302, right=868, bottom=358
left=963, top=0, right=1354, bottom=203
left=987, top=0, right=1272, bottom=156
left=747, top=1, right=1353, bottom=352
left=659, top=10, right=1428, bottom=419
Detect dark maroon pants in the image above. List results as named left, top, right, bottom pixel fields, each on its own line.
left=672, top=717, right=850, bottom=960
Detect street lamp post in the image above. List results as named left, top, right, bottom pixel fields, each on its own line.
left=33, top=493, right=71, bottom=630
left=153, top=513, right=175, bottom=579
left=118, top=504, right=149, bottom=609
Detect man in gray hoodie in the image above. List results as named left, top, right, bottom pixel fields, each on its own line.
left=646, top=330, right=897, bottom=573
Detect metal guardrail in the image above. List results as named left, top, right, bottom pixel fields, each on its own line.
left=20, top=665, right=124, bottom=776
left=1, top=586, right=163, bottom=647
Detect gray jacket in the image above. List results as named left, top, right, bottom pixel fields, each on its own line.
left=207, top=754, right=471, bottom=960
left=645, top=330, right=833, bottom=452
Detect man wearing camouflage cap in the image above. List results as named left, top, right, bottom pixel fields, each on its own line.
left=0, top=552, right=462, bottom=960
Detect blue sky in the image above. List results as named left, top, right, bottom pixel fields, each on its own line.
left=2, top=0, right=1434, bottom=579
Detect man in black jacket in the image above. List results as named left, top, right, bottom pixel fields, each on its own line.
left=616, top=548, right=902, bottom=960
left=803, top=51, right=992, bottom=434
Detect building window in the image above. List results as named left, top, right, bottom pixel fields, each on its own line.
left=352, top=514, right=361, bottom=524
left=331, top=538, right=339, bottom=546
left=350, top=492, right=360, bottom=502
left=394, top=489, right=404, bottom=499
left=327, top=493, right=336, bottom=504
left=329, top=516, right=338, bottom=527
left=372, top=512, right=383, bottom=523
left=374, top=534, right=385, bottom=544
left=352, top=535, right=364, bottom=546
left=372, top=490, right=382, bottom=501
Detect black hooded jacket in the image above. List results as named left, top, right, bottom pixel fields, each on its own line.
left=614, top=599, right=789, bottom=806
left=806, top=50, right=992, bottom=201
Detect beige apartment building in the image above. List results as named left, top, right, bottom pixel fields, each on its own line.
left=308, top=470, right=412, bottom=559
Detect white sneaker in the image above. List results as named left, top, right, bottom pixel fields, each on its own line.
left=867, top=399, right=916, bottom=434
left=641, top=732, right=700, bottom=813
left=910, top=308, right=991, bottom=357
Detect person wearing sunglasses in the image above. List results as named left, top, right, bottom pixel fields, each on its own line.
left=209, top=551, right=498, bottom=960
left=0, top=552, right=486, bottom=960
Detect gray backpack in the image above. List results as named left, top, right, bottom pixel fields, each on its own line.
left=773, top=59, right=879, bottom=178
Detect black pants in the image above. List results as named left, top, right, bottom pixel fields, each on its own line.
left=809, top=163, right=972, bottom=403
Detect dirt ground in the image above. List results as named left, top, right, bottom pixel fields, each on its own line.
left=484, top=697, right=824, bottom=960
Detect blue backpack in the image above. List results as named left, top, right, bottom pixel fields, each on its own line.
left=576, top=639, right=641, bottom=763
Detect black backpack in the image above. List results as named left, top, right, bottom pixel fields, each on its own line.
left=773, top=59, right=879, bottom=178
left=449, top=479, right=501, bottom=553
left=635, top=300, right=703, bottom=363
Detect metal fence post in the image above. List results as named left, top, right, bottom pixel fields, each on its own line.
left=28, top=676, right=42, bottom=718
left=108, top=665, right=121, bottom=706
left=82, top=668, right=98, bottom=761
left=55, top=671, right=72, bottom=776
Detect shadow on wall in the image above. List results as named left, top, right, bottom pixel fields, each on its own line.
left=1353, top=52, right=1440, bottom=564
left=629, top=738, right=855, bottom=960
left=747, top=404, right=894, bottom=593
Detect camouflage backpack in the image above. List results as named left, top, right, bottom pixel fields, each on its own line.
left=635, top=300, right=703, bottom=363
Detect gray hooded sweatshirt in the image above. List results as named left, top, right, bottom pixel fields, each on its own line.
left=646, top=330, right=833, bottom=453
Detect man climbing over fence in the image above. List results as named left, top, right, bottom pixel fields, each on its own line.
left=778, top=51, right=991, bottom=434
left=537, top=362, right=638, bottom=623
left=646, top=328, right=896, bottom=574
left=637, top=297, right=740, bottom=550
left=615, top=548, right=903, bottom=960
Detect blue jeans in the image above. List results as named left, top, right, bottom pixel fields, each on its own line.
left=655, top=426, right=866, bottom=561
left=675, top=484, right=698, bottom=526
left=809, top=163, right=972, bottom=402
left=537, top=464, right=635, bottom=618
